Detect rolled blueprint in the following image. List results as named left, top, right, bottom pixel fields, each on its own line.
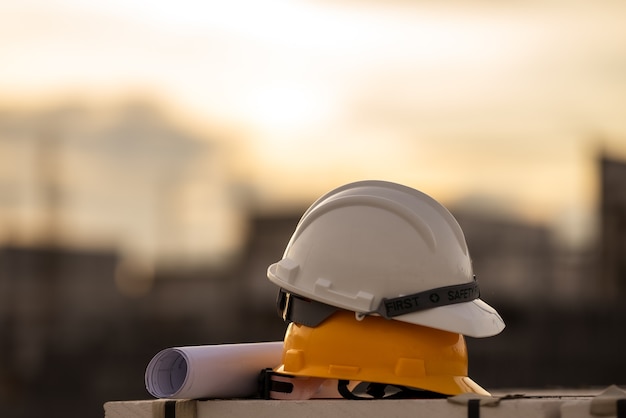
left=145, top=341, right=283, bottom=399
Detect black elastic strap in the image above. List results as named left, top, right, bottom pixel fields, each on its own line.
left=258, top=368, right=272, bottom=400
left=372, top=278, right=480, bottom=319
left=164, top=400, right=177, bottom=418
left=338, top=380, right=364, bottom=400
left=258, top=368, right=299, bottom=399
left=467, top=398, right=481, bottom=418
left=618, top=398, right=626, bottom=418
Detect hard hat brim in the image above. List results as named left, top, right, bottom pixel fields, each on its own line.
left=269, top=262, right=505, bottom=337
left=394, top=298, right=505, bottom=338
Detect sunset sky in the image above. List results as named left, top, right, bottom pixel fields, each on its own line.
left=2, top=0, right=626, bottom=248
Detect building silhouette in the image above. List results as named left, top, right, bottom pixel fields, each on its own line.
left=600, top=155, right=626, bottom=300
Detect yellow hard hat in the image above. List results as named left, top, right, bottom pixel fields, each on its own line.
left=274, top=310, right=490, bottom=397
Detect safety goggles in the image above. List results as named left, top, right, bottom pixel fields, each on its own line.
left=277, top=277, right=480, bottom=327
left=276, top=289, right=341, bottom=327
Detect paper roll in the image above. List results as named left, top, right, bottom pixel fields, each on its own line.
left=145, top=341, right=283, bottom=399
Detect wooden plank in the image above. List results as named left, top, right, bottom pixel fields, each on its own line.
left=105, top=396, right=595, bottom=418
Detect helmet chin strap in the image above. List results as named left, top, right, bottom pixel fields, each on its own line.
left=259, top=369, right=361, bottom=400
left=337, top=380, right=448, bottom=400
left=259, top=370, right=449, bottom=400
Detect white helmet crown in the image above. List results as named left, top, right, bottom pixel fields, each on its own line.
left=267, top=180, right=505, bottom=338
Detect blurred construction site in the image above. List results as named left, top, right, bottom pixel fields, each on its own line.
left=0, top=100, right=625, bottom=418
left=2, top=1, right=626, bottom=417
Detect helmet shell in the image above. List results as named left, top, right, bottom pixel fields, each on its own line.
left=267, top=180, right=504, bottom=337
left=274, top=310, right=490, bottom=396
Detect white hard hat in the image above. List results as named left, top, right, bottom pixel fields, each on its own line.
left=267, top=180, right=505, bottom=338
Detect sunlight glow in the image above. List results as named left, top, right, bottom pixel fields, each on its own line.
left=241, top=82, right=338, bottom=135
left=2, top=0, right=626, bottom=255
